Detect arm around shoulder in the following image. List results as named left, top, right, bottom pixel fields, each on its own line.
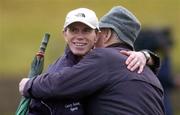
left=23, top=50, right=109, bottom=100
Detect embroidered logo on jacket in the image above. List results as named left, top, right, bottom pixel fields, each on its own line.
left=64, top=102, right=81, bottom=112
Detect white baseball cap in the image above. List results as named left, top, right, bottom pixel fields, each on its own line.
left=64, top=8, right=99, bottom=30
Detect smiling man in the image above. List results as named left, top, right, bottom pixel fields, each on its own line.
left=63, top=22, right=98, bottom=57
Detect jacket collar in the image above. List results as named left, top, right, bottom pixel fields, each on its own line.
left=107, top=43, right=133, bottom=50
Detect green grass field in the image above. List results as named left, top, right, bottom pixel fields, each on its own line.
left=0, top=0, right=180, bottom=114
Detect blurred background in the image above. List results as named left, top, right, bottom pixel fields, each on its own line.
left=0, top=0, right=180, bottom=114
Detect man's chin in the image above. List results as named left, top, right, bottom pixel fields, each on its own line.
left=71, top=48, right=90, bottom=56
left=72, top=51, right=86, bottom=56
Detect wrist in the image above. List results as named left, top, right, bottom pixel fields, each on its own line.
left=141, top=50, right=151, bottom=63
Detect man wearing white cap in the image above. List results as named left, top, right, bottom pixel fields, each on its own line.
left=19, top=7, right=162, bottom=115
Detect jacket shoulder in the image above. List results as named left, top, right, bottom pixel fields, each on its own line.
left=92, top=48, right=127, bottom=60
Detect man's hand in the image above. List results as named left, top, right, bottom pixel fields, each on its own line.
left=19, top=78, right=30, bottom=96
left=120, top=50, right=146, bottom=74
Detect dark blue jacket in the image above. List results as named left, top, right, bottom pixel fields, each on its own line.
left=25, top=44, right=164, bottom=115
left=27, top=48, right=85, bottom=115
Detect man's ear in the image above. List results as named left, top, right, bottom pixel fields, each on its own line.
left=62, top=30, right=68, bottom=42
left=94, top=31, right=100, bottom=43
left=103, top=29, right=112, bottom=43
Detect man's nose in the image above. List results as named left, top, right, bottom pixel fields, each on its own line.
left=76, top=35, right=84, bottom=40
left=76, top=31, right=85, bottom=39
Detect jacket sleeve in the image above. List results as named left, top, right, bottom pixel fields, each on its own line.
left=23, top=49, right=109, bottom=100
left=147, top=50, right=160, bottom=75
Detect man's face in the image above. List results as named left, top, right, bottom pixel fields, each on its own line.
left=63, top=22, right=97, bottom=56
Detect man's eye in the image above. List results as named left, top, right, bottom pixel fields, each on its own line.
left=69, top=28, right=78, bottom=33
left=84, top=28, right=92, bottom=33
left=69, top=28, right=76, bottom=32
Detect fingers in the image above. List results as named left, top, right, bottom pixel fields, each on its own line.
left=127, top=60, right=144, bottom=74
left=138, top=65, right=144, bottom=74
left=121, top=50, right=147, bottom=73
left=125, top=52, right=138, bottom=67
left=126, top=53, right=136, bottom=65
left=19, top=78, right=29, bottom=96
left=127, top=57, right=138, bottom=70
left=19, top=79, right=24, bottom=95
left=125, top=51, right=147, bottom=73
left=120, top=50, right=130, bottom=56
left=120, top=50, right=134, bottom=65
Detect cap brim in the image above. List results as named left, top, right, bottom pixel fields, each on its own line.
left=64, top=19, right=96, bottom=29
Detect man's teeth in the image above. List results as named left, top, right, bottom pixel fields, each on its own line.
left=75, top=43, right=86, bottom=46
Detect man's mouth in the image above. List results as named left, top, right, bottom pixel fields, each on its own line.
left=73, top=42, right=87, bottom=47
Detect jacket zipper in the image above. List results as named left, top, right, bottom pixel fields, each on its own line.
left=41, top=101, right=53, bottom=115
